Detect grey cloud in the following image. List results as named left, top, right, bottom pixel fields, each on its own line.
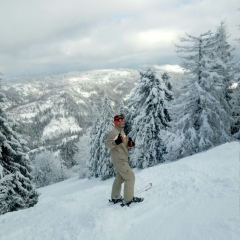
left=0, top=0, right=239, bottom=77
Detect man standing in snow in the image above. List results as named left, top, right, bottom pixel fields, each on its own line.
left=105, top=114, right=143, bottom=206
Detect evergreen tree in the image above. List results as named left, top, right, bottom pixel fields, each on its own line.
left=168, top=31, right=232, bottom=160
left=87, top=105, right=100, bottom=178
left=0, top=92, right=38, bottom=215
left=128, top=69, right=172, bottom=168
left=213, top=22, right=237, bottom=106
left=74, top=131, right=90, bottom=179
left=119, top=99, right=131, bottom=135
left=230, top=83, right=240, bottom=138
left=213, top=21, right=239, bottom=135
left=161, top=72, right=173, bottom=94
left=119, top=99, right=128, bottom=118
left=60, top=139, right=78, bottom=168
left=96, top=94, right=115, bottom=180
left=88, top=94, right=114, bottom=180
left=230, top=17, right=240, bottom=136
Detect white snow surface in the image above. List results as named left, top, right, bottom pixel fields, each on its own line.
left=0, top=142, right=239, bottom=240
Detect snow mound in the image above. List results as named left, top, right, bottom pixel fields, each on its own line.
left=0, top=142, right=239, bottom=240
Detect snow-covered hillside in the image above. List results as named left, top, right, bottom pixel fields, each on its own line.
left=1, top=67, right=184, bottom=157
left=1, top=69, right=141, bottom=152
left=1, top=142, right=238, bottom=240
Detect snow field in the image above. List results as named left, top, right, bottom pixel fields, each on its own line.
left=0, top=142, right=239, bottom=240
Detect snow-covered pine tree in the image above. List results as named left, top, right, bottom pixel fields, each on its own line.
left=119, top=99, right=128, bottom=118
left=96, top=94, right=115, bottom=180
left=60, top=139, right=78, bottom=168
left=213, top=22, right=237, bottom=107
left=127, top=68, right=172, bottom=169
left=88, top=94, right=115, bottom=180
left=161, top=72, right=173, bottom=94
left=168, top=31, right=232, bottom=160
left=119, top=99, right=131, bottom=135
left=213, top=21, right=239, bottom=135
left=0, top=92, right=38, bottom=215
left=87, top=105, right=100, bottom=178
left=230, top=83, right=240, bottom=138
left=74, top=131, right=90, bottom=179
left=230, top=12, right=240, bottom=137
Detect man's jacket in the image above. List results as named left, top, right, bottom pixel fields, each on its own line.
left=105, top=126, right=129, bottom=163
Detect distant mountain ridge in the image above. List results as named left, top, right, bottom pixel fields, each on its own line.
left=1, top=67, right=183, bottom=155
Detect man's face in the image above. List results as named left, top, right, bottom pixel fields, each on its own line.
left=115, top=118, right=124, bottom=128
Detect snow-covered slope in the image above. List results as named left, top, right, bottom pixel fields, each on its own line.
left=1, top=142, right=239, bottom=240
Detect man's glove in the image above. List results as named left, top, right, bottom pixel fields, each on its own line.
left=128, top=137, right=135, bottom=148
left=115, top=133, right=123, bottom=145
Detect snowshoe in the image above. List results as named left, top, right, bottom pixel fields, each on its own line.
left=121, top=197, right=144, bottom=207
left=132, top=197, right=144, bottom=203
left=109, top=197, right=123, bottom=204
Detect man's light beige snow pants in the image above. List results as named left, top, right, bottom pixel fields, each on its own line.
left=111, top=159, right=135, bottom=202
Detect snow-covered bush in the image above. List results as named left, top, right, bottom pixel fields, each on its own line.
left=32, top=151, right=69, bottom=188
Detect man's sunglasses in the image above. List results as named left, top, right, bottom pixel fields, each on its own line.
left=114, top=115, right=125, bottom=121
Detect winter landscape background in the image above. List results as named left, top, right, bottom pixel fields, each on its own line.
left=1, top=66, right=183, bottom=183
left=0, top=3, right=240, bottom=238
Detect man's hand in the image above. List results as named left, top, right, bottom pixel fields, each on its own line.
left=128, top=137, right=135, bottom=148
left=115, top=133, right=123, bottom=145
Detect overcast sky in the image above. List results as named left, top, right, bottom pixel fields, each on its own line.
left=0, top=0, right=239, bottom=77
